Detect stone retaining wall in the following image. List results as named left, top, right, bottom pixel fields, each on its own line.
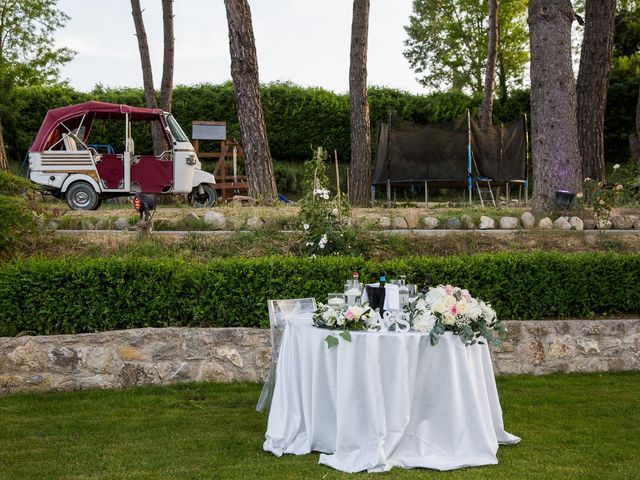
left=1, top=319, right=638, bottom=395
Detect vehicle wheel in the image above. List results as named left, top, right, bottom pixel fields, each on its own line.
left=188, top=184, right=217, bottom=208
left=66, top=181, right=99, bottom=210
left=91, top=198, right=103, bottom=210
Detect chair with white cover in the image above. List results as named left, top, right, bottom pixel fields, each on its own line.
left=256, top=297, right=317, bottom=413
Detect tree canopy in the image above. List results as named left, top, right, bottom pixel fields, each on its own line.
left=403, top=0, right=528, bottom=97
left=0, top=0, right=74, bottom=169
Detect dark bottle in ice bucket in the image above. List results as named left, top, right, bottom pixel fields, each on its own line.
left=379, top=271, right=386, bottom=287
left=421, top=274, right=431, bottom=294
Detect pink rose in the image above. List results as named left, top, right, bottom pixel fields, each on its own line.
left=450, top=305, right=458, bottom=316
left=444, top=285, right=454, bottom=295
left=345, top=310, right=354, bottom=320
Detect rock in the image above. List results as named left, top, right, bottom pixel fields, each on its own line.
left=460, top=214, right=475, bottom=230
left=597, top=219, right=612, bottom=230
left=378, top=216, right=392, bottom=228
left=95, top=218, right=109, bottom=230
left=582, top=218, right=597, bottom=230
left=113, top=217, right=130, bottom=230
left=203, top=211, right=226, bottom=229
left=479, top=216, right=495, bottom=230
left=185, top=212, right=200, bottom=222
left=538, top=217, right=553, bottom=229
left=246, top=217, right=264, bottom=230
left=521, top=211, right=535, bottom=229
left=446, top=217, right=461, bottom=230
left=230, top=195, right=257, bottom=207
left=553, top=217, right=571, bottom=230
left=47, top=220, right=59, bottom=231
left=569, top=216, right=584, bottom=231
left=392, top=217, right=408, bottom=229
left=422, top=217, right=439, bottom=229
left=499, top=216, right=519, bottom=229
left=404, top=212, right=420, bottom=229
left=610, top=215, right=636, bottom=230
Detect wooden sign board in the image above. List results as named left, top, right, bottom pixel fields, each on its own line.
left=192, top=121, right=226, bottom=141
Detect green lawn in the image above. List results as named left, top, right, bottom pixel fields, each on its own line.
left=0, top=372, right=638, bottom=480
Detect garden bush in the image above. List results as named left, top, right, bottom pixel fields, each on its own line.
left=1, top=252, right=639, bottom=336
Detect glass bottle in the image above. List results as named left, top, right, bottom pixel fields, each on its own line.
left=345, top=271, right=361, bottom=306
left=398, top=274, right=409, bottom=306
left=421, top=274, right=431, bottom=294
left=379, top=271, right=386, bottom=288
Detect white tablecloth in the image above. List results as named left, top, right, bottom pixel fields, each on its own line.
left=263, top=313, right=520, bottom=473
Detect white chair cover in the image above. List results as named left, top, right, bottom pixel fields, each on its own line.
left=256, top=297, right=317, bottom=413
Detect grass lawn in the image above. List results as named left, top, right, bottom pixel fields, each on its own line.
left=0, top=372, right=638, bottom=480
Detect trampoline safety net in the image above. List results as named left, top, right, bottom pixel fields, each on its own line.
left=372, top=113, right=527, bottom=185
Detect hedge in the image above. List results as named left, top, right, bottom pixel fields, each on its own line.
left=1, top=253, right=639, bottom=336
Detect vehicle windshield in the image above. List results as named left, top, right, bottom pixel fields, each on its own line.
left=166, top=114, right=189, bottom=143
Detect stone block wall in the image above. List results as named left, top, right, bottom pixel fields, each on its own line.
left=1, top=319, right=638, bottom=395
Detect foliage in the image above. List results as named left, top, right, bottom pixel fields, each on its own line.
left=403, top=0, right=529, bottom=95
left=2, top=252, right=640, bottom=336
left=0, top=0, right=75, bottom=166
left=578, top=162, right=639, bottom=226
left=0, top=171, right=40, bottom=255
left=297, top=147, right=351, bottom=256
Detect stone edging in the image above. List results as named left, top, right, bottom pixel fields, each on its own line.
left=1, top=319, right=638, bottom=395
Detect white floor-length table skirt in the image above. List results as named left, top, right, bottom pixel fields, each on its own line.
left=263, top=313, right=520, bottom=473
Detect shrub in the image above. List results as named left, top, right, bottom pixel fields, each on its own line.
left=1, top=253, right=639, bottom=336
left=0, top=171, right=40, bottom=255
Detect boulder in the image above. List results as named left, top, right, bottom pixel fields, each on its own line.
left=392, top=217, right=408, bottom=229
left=499, top=216, right=519, bottom=229
left=597, top=219, right=612, bottom=230
left=379, top=216, right=392, bottom=228
left=203, top=211, right=226, bottom=229
left=521, top=211, right=535, bottom=229
left=246, top=217, right=264, bottom=230
left=538, top=217, right=553, bottom=229
left=610, top=215, right=636, bottom=230
left=553, top=217, right=572, bottom=230
left=422, top=217, right=439, bottom=229
left=446, top=217, right=461, bottom=230
left=113, top=218, right=130, bottom=230
left=569, top=216, right=584, bottom=231
left=404, top=212, right=420, bottom=229
left=479, top=216, right=495, bottom=230
left=47, top=220, right=59, bottom=231
left=582, top=218, right=597, bottom=230
left=460, top=214, right=475, bottom=230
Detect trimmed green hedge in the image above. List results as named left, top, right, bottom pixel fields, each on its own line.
left=1, top=253, right=639, bottom=336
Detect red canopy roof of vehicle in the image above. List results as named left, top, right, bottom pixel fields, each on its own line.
left=30, top=101, right=165, bottom=152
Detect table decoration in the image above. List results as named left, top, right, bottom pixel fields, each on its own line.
left=406, top=284, right=506, bottom=347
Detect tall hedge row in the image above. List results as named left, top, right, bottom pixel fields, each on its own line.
left=5, top=83, right=512, bottom=163
left=1, top=253, right=639, bottom=336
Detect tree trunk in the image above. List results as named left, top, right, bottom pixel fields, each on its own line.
left=630, top=83, right=640, bottom=162
left=0, top=117, right=8, bottom=171
left=348, top=0, right=371, bottom=207
left=576, top=0, right=616, bottom=182
left=224, top=0, right=277, bottom=204
left=478, top=0, right=499, bottom=130
left=529, top=0, right=582, bottom=214
left=130, top=0, right=164, bottom=155
left=160, top=0, right=174, bottom=112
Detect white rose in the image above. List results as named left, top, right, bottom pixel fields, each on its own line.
left=443, top=313, right=456, bottom=326
left=413, top=312, right=436, bottom=332
left=455, top=300, right=467, bottom=314
left=433, top=301, right=447, bottom=314
left=443, top=295, right=456, bottom=308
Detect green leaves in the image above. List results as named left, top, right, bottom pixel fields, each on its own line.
left=325, top=335, right=339, bottom=348
left=1, top=252, right=640, bottom=337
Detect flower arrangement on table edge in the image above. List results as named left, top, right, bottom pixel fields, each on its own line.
left=312, top=284, right=507, bottom=348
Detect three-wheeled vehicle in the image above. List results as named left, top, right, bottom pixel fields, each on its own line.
left=28, top=101, right=217, bottom=210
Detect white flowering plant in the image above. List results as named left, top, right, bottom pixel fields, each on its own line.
left=405, top=285, right=506, bottom=347
left=313, top=302, right=375, bottom=347
left=298, top=147, right=351, bottom=256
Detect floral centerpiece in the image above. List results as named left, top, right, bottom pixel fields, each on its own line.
left=312, top=303, right=374, bottom=347
left=406, top=284, right=506, bottom=347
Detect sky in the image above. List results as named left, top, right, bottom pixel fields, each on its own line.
left=54, top=0, right=425, bottom=95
